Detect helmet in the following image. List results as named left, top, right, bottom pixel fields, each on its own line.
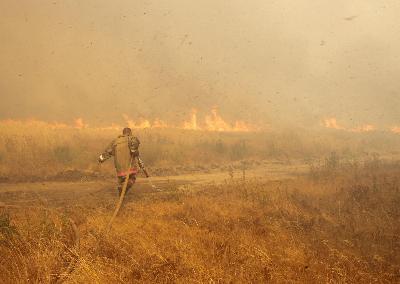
left=122, top=127, right=132, bottom=135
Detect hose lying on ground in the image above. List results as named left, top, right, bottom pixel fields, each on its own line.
left=105, top=167, right=131, bottom=233
left=104, top=156, right=133, bottom=233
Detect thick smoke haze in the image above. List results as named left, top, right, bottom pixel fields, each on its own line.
left=1, top=0, right=399, bottom=128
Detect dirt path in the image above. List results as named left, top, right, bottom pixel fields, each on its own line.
left=0, top=161, right=309, bottom=208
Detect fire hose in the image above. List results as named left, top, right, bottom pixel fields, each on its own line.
left=104, top=156, right=133, bottom=233
left=105, top=155, right=159, bottom=233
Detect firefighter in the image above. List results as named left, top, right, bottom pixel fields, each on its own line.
left=98, top=127, right=140, bottom=196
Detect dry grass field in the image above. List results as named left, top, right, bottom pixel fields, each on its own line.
left=0, top=123, right=400, bottom=283
left=1, top=119, right=400, bottom=182
left=0, top=157, right=399, bottom=283
left=3, top=1, right=400, bottom=283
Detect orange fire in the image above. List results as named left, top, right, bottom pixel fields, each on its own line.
left=350, top=124, right=376, bottom=133
left=122, top=114, right=167, bottom=129
left=184, top=107, right=260, bottom=132
left=0, top=118, right=69, bottom=130
left=323, top=118, right=345, bottom=130
left=390, top=126, right=400, bottom=134
left=122, top=108, right=261, bottom=132
left=323, top=118, right=377, bottom=133
left=74, top=118, right=88, bottom=129
left=204, top=107, right=232, bottom=131
left=183, top=109, right=199, bottom=130
left=0, top=108, right=263, bottom=133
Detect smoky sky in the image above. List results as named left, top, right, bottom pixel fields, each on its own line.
left=1, top=0, right=400, bottom=127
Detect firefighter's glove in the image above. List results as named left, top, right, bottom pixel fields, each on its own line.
left=131, top=149, right=140, bottom=157
left=98, top=154, right=106, bottom=163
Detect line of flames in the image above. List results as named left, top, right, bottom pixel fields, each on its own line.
left=0, top=108, right=262, bottom=133
left=1, top=115, right=399, bottom=134
left=322, top=118, right=400, bottom=134
left=123, top=108, right=262, bottom=132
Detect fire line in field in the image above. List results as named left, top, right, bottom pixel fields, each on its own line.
left=122, top=107, right=262, bottom=132
left=1, top=114, right=399, bottom=134
left=322, top=118, right=378, bottom=133
left=0, top=108, right=263, bottom=132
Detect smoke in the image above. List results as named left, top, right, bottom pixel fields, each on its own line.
left=1, top=0, right=400, bottom=128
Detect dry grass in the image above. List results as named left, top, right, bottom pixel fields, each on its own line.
left=1, top=162, right=399, bottom=283
left=1, top=120, right=400, bottom=182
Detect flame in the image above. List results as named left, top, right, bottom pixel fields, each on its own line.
left=122, top=114, right=168, bottom=129
left=323, top=118, right=345, bottom=130
left=152, top=119, right=167, bottom=128
left=350, top=124, right=375, bottom=133
left=0, top=118, right=69, bottom=130
left=183, top=109, right=199, bottom=130
left=0, top=108, right=263, bottom=133
left=122, top=108, right=261, bottom=132
left=323, top=118, right=376, bottom=133
left=0, top=118, right=107, bottom=131
left=97, top=123, right=123, bottom=131
left=391, top=126, right=400, bottom=134
left=1, top=114, right=396, bottom=134
left=182, top=107, right=259, bottom=132
left=204, top=107, right=232, bottom=131
left=74, top=118, right=88, bottom=129
left=234, top=121, right=257, bottom=132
